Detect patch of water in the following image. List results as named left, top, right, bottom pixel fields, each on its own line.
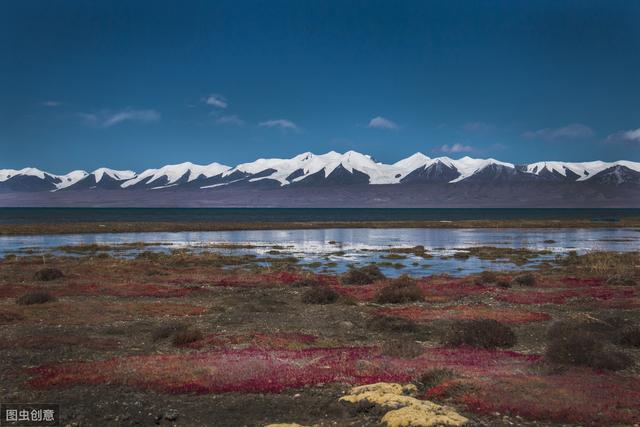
left=2, top=228, right=637, bottom=276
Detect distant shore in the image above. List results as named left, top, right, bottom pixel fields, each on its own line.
left=2, top=217, right=639, bottom=235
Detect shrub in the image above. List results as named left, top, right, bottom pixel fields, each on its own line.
left=33, top=268, right=64, bottom=281
left=152, top=323, right=187, bottom=342
left=444, top=319, right=517, bottom=349
left=172, top=329, right=203, bottom=347
left=341, top=265, right=385, bottom=285
left=16, top=292, right=56, bottom=305
left=367, top=315, right=419, bottom=333
left=301, top=286, right=338, bottom=304
left=380, top=339, right=424, bottom=358
left=606, top=275, right=637, bottom=286
left=418, top=368, right=457, bottom=391
left=547, top=316, right=633, bottom=344
left=496, top=280, right=511, bottom=288
left=478, top=271, right=498, bottom=283
left=545, top=329, right=633, bottom=371
left=374, top=275, right=424, bottom=304
left=617, top=326, right=640, bottom=348
left=291, top=277, right=322, bottom=288
left=513, top=273, right=536, bottom=287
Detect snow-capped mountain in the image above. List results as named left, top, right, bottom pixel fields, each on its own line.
left=1, top=151, right=639, bottom=207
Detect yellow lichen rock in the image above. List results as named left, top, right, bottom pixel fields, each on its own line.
left=340, top=382, right=468, bottom=427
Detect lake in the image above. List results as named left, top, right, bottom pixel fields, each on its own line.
left=1, top=207, right=639, bottom=224
left=3, top=227, right=637, bottom=276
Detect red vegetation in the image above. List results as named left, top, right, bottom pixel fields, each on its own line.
left=419, top=281, right=490, bottom=303
left=378, top=305, right=550, bottom=324
left=495, top=287, right=635, bottom=305
left=461, top=370, right=640, bottom=425
left=26, top=346, right=537, bottom=394
left=330, top=284, right=380, bottom=301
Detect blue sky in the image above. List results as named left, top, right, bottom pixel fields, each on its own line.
left=1, top=0, right=639, bottom=173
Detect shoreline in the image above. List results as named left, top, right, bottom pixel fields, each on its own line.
left=1, top=217, right=639, bottom=235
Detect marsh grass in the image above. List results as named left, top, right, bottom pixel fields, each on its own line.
left=560, top=251, right=639, bottom=277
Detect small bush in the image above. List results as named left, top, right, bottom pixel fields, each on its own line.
left=172, top=328, right=203, bottom=347
left=478, top=271, right=498, bottom=283
left=444, top=319, right=517, bottom=349
left=617, top=326, right=640, bottom=348
left=380, top=339, right=424, bottom=358
left=418, top=368, right=457, bottom=390
left=367, top=315, right=419, bottom=333
left=547, top=316, right=633, bottom=344
left=152, top=323, right=187, bottom=342
left=291, top=277, right=323, bottom=288
left=33, top=268, right=64, bottom=281
left=513, top=273, right=536, bottom=287
left=374, top=275, right=424, bottom=304
left=606, top=275, right=637, bottom=286
left=341, top=265, right=385, bottom=285
left=545, top=329, right=633, bottom=371
left=16, top=291, right=56, bottom=305
left=496, top=280, right=511, bottom=288
left=301, top=286, right=338, bottom=304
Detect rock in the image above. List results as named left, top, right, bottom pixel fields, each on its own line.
left=265, top=424, right=308, bottom=427
left=340, top=382, right=468, bottom=427
left=339, top=321, right=354, bottom=329
left=164, top=410, right=179, bottom=421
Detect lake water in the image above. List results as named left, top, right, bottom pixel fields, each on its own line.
left=1, top=207, right=639, bottom=224
left=3, top=227, right=638, bottom=276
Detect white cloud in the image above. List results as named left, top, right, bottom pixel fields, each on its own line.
left=605, top=128, right=640, bottom=143
left=79, top=108, right=160, bottom=128
left=368, top=116, right=398, bottom=130
left=522, top=123, right=593, bottom=140
left=259, top=119, right=300, bottom=132
left=41, top=100, right=62, bottom=107
left=437, top=143, right=474, bottom=153
left=215, top=115, right=245, bottom=126
left=205, top=94, right=228, bottom=109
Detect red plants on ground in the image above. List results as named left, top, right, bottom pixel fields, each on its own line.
left=29, top=345, right=640, bottom=424
left=26, top=346, right=538, bottom=394
left=460, top=370, right=640, bottom=425
left=377, top=305, right=550, bottom=324
left=495, top=287, right=635, bottom=305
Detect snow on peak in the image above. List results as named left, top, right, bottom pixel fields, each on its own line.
left=525, top=160, right=640, bottom=181
left=121, top=161, right=230, bottom=188
left=54, top=170, right=89, bottom=189
left=92, top=168, right=137, bottom=183
left=393, top=152, right=430, bottom=171
left=0, top=167, right=50, bottom=182
left=6, top=154, right=639, bottom=191
left=446, top=157, right=514, bottom=183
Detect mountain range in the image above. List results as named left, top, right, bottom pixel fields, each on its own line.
left=1, top=151, right=639, bottom=207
